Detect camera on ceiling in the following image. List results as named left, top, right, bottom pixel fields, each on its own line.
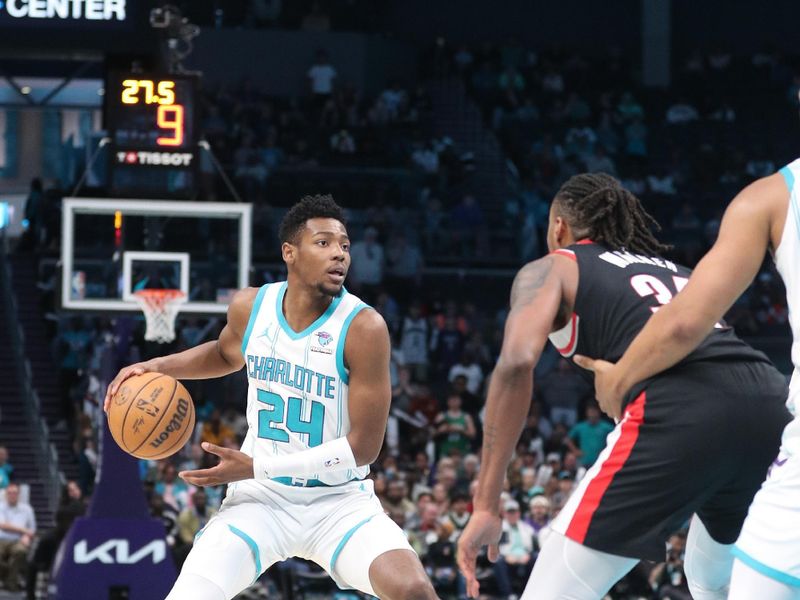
left=149, top=5, right=179, bottom=29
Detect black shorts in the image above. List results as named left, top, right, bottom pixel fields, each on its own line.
left=552, top=359, right=791, bottom=561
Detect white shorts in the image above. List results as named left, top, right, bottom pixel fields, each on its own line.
left=180, top=478, right=414, bottom=599
left=733, top=425, right=800, bottom=587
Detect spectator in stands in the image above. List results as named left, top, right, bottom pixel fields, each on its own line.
left=665, top=99, right=700, bottom=124
left=535, top=358, right=591, bottom=427
left=450, top=373, right=481, bottom=418
left=58, top=317, right=92, bottom=427
left=385, top=234, right=424, bottom=304
left=450, top=194, right=487, bottom=257
left=307, top=49, right=337, bottom=111
left=617, top=91, right=644, bottom=121
left=421, top=196, right=447, bottom=254
left=0, top=448, right=13, bottom=489
left=624, top=116, right=648, bottom=157
left=381, top=480, right=416, bottom=522
left=22, top=178, right=44, bottom=251
left=407, top=502, right=441, bottom=558
left=348, top=226, right=384, bottom=299
left=77, top=436, right=97, bottom=496
left=60, top=480, right=87, bottom=516
left=155, top=463, right=191, bottom=512
left=150, top=493, right=179, bottom=552
left=0, top=483, right=36, bottom=592
left=448, top=351, right=484, bottom=397
left=380, top=81, right=409, bottom=121
left=424, top=519, right=459, bottom=595
left=444, top=492, right=471, bottom=535
left=434, top=393, right=476, bottom=459
left=329, top=129, right=356, bottom=154
left=201, top=409, right=236, bottom=447
left=25, top=506, right=77, bottom=600
left=565, top=403, right=614, bottom=467
left=430, top=315, right=465, bottom=376
left=648, top=531, right=690, bottom=599
left=525, top=495, right=551, bottom=542
left=551, top=471, right=576, bottom=508
left=400, top=302, right=429, bottom=381
left=541, top=69, right=564, bottom=95
left=495, top=498, right=536, bottom=598
left=175, top=488, right=216, bottom=567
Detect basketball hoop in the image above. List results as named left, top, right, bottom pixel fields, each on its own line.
left=133, top=289, right=187, bottom=343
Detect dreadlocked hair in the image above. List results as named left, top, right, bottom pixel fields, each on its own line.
left=555, top=173, right=671, bottom=256
left=279, top=194, right=346, bottom=244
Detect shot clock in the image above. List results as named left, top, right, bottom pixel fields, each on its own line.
left=106, top=71, right=199, bottom=196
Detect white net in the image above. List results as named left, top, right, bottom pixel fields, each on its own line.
left=133, top=290, right=187, bottom=343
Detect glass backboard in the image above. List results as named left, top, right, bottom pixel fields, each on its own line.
left=61, top=198, right=252, bottom=314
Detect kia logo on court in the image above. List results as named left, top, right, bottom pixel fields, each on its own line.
left=0, top=0, right=126, bottom=20
left=73, top=539, right=166, bottom=564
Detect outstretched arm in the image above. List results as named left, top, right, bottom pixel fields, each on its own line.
left=576, top=175, right=780, bottom=416
left=458, top=255, right=566, bottom=598
left=472, top=256, right=564, bottom=512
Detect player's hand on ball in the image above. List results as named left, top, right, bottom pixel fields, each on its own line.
left=457, top=509, right=502, bottom=599
left=573, top=355, right=624, bottom=420
left=179, top=442, right=254, bottom=487
left=104, top=362, right=154, bottom=414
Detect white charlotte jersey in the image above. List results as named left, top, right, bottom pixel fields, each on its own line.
left=775, top=160, right=800, bottom=453
left=239, top=282, right=370, bottom=486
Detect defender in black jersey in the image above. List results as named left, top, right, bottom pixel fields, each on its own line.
left=457, top=173, right=791, bottom=600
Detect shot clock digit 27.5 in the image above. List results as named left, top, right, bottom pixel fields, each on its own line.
left=105, top=71, right=199, bottom=195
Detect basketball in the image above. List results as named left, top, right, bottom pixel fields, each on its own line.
left=107, top=372, right=195, bottom=460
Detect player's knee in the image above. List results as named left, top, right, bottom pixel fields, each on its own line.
left=399, top=574, right=437, bottom=600
left=686, top=571, right=728, bottom=600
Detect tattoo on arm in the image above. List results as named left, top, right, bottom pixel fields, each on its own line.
left=509, top=257, right=554, bottom=310
left=484, top=423, right=497, bottom=452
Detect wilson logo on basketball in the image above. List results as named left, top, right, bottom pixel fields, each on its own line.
left=150, top=398, right=190, bottom=449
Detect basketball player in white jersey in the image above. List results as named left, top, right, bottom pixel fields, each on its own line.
left=104, top=195, right=437, bottom=600
left=576, top=164, right=800, bottom=599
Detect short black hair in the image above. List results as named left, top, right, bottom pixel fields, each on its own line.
left=278, top=194, right=346, bottom=244
left=450, top=492, right=471, bottom=504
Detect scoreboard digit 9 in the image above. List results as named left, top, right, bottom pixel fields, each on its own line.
left=106, top=72, right=198, bottom=172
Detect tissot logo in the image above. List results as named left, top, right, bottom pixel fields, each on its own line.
left=1, top=0, right=126, bottom=20
left=116, top=151, right=193, bottom=167
left=74, top=539, right=166, bottom=564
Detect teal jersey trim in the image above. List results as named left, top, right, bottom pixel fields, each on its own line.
left=780, top=165, right=795, bottom=191
left=329, top=514, right=376, bottom=573
left=270, top=475, right=361, bottom=488
left=335, top=303, right=369, bottom=384
left=780, top=165, right=800, bottom=243
left=276, top=281, right=344, bottom=340
left=194, top=526, right=206, bottom=543
left=241, top=284, right=270, bottom=355
left=731, top=546, right=800, bottom=587
left=228, top=525, right=263, bottom=583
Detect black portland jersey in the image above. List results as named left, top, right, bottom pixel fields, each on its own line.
left=547, top=241, right=771, bottom=369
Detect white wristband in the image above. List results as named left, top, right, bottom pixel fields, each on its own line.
left=253, top=436, right=358, bottom=482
